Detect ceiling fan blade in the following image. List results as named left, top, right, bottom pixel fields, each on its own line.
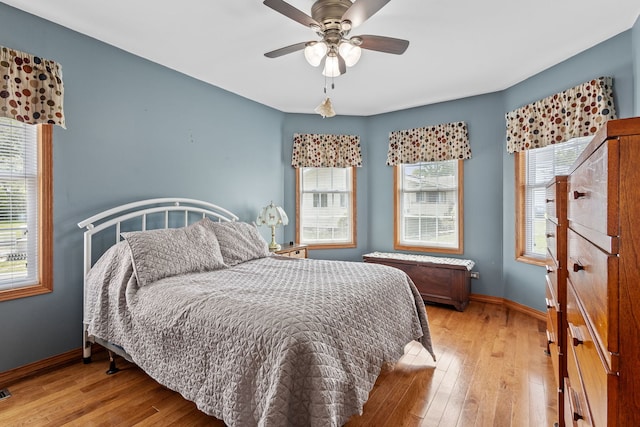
left=342, top=0, right=392, bottom=28
left=338, top=54, right=347, bottom=75
left=358, top=35, right=409, bottom=54
left=264, top=42, right=308, bottom=58
left=263, top=0, right=320, bottom=28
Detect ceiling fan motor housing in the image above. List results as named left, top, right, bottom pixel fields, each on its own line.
left=311, top=0, right=352, bottom=31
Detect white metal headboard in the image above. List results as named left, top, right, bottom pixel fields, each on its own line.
left=77, top=197, right=239, bottom=361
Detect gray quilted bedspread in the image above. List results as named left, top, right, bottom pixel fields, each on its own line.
left=85, top=244, right=435, bottom=426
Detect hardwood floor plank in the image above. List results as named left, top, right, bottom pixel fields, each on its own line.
left=0, top=302, right=556, bottom=426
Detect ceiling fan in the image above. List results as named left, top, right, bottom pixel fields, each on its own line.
left=263, top=0, right=409, bottom=77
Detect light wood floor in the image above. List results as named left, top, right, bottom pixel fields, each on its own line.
left=0, top=301, right=557, bottom=426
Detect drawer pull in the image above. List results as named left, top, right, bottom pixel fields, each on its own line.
left=545, top=233, right=554, bottom=238
left=545, top=198, right=554, bottom=203
left=568, top=322, right=585, bottom=347
left=573, top=190, right=586, bottom=199
left=573, top=263, right=584, bottom=272
left=569, top=386, right=585, bottom=422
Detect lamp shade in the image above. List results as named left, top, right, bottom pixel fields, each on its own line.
left=256, top=202, right=289, bottom=227
left=338, top=42, right=361, bottom=67
left=322, top=55, right=341, bottom=77
left=304, top=42, right=328, bottom=67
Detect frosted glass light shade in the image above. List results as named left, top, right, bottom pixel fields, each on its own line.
left=322, top=55, right=341, bottom=77
left=304, top=42, right=328, bottom=67
left=338, top=42, right=361, bottom=67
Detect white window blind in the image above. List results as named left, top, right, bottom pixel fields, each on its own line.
left=299, top=167, right=353, bottom=245
left=398, top=160, right=459, bottom=250
left=0, top=118, right=38, bottom=290
left=523, top=136, right=591, bottom=257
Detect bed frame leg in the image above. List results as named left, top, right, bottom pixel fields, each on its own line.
left=82, top=326, right=92, bottom=364
left=106, top=351, right=120, bottom=375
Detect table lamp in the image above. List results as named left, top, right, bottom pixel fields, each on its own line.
left=256, top=201, right=289, bottom=251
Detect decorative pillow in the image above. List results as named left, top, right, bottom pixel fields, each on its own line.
left=121, top=218, right=225, bottom=286
left=206, top=221, right=271, bottom=266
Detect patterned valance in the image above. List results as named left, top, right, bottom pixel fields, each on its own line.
left=506, top=77, right=616, bottom=153
left=386, top=121, right=471, bottom=165
left=0, top=45, right=66, bottom=128
left=292, top=133, right=362, bottom=168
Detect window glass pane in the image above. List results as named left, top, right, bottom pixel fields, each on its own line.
left=299, top=167, right=353, bottom=245
left=523, top=136, right=590, bottom=258
left=0, top=118, right=38, bottom=290
left=398, top=160, right=459, bottom=250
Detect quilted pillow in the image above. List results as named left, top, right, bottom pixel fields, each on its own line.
left=121, top=218, right=225, bottom=286
left=206, top=221, right=271, bottom=266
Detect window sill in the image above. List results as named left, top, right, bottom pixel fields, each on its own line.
left=394, top=243, right=463, bottom=255
left=515, top=254, right=546, bottom=267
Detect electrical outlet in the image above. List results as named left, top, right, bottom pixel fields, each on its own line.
left=470, top=271, right=480, bottom=279
left=0, top=388, right=11, bottom=400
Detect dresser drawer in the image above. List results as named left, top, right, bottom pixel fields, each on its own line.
left=567, top=229, right=618, bottom=364
left=568, top=140, right=619, bottom=253
left=567, top=281, right=614, bottom=427
left=546, top=286, right=561, bottom=390
left=283, top=248, right=307, bottom=258
left=546, top=282, right=558, bottom=339
left=545, top=258, right=559, bottom=307
left=546, top=181, right=558, bottom=223
left=565, top=349, right=592, bottom=426
left=546, top=220, right=559, bottom=262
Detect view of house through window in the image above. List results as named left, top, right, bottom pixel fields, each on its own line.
left=395, top=160, right=463, bottom=253
left=0, top=118, right=38, bottom=289
left=296, top=167, right=355, bottom=248
left=516, top=136, right=591, bottom=262
left=0, top=118, right=53, bottom=301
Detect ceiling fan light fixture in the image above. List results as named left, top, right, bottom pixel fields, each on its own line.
left=304, top=41, right=328, bottom=67
left=322, top=54, right=342, bottom=77
left=338, top=42, right=361, bottom=67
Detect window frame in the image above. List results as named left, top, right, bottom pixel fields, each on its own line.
left=514, top=136, right=590, bottom=265
left=0, top=124, right=53, bottom=302
left=295, top=166, right=357, bottom=249
left=393, top=160, right=464, bottom=254
left=514, top=151, right=545, bottom=266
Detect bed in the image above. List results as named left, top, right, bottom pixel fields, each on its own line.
left=78, top=198, right=435, bottom=426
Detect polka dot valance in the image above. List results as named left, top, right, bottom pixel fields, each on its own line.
left=386, top=121, right=471, bottom=165
left=292, top=133, right=362, bottom=168
left=0, top=45, right=65, bottom=128
left=506, top=77, right=616, bottom=153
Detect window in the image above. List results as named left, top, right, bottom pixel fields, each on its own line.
left=394, top=160, right=463, bottom=254
left=296, top=167, right=356, bottom=248
left=515, top=136, right=590, bottom=264
left=0, top=118, right=53, bottom=302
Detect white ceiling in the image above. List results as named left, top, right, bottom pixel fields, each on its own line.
left=3, top=0, right=640, bottom=116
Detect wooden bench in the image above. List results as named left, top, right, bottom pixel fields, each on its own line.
left=363, top=252, right=475, bottom=311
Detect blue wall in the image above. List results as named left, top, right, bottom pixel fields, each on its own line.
left=363, top=93, right=506, bottom=298
left=0, top=3, right=285, bottom=373
left=282, top=114, right=368, bottom=261
left=1, top=3, right=639, bottom=374
left=501, top=31, right=634, bottom=310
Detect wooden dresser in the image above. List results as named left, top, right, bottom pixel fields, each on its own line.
left=545, top=175, right=568, bottom=426
left=562, top=117, right=640, bottom=427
